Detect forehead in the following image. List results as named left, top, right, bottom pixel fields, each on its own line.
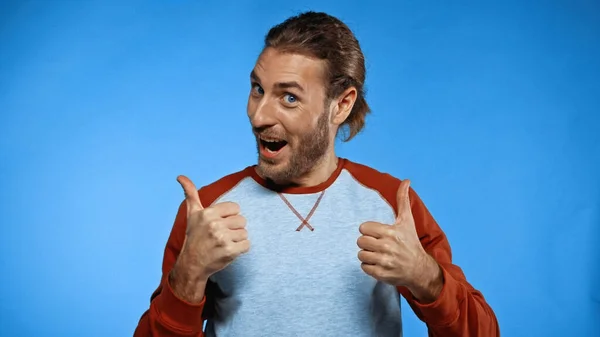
left=252, top=48, right=327, bottom=88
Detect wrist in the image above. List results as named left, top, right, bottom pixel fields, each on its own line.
left=177, top=246, right=213, bottom=279
left=169, top=253, right=210, bottom=304
left=407, top=253, right=444, bottom=303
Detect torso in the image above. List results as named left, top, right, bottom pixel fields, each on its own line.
left=202, top=163, right=404, bottom=337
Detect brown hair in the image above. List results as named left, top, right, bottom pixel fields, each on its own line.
left=264, top=11, right=370, bottom=142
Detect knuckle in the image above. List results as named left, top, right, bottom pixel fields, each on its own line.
left=214, top=233, right=227, bottom=246
left=206, top=221, right=226, bottom=242
left=201, top=207, right=215, bottom=219
left=223, top=201, right=241, bottom=214
left=207, top=219, right=220, bottom=231
left=222, top=245, right=237, bottom=258
left=197, top=212, right=213, bottom=226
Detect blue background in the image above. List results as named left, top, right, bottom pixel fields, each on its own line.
left=1, top=1, right=598, bottom=336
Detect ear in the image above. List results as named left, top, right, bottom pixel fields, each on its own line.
left=330, top=86, right=357, bottom=126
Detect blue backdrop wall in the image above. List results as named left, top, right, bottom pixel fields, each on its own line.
left=1, top=1, right=598, bottom=336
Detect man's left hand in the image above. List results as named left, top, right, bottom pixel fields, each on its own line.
left=357, top=179, right=443, bottom=302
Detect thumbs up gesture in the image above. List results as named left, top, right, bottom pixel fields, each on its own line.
left=357, top=180, right=441, bottom=297
left=175, top=175, right=251, bottom=280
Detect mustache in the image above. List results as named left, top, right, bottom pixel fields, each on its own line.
left=253, top=127, right=287, bottom=141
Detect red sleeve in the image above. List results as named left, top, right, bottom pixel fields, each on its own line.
left=344, top=160, right=499, bottom=337
left=397, top=188, right=500, bottom=337
left=133, top=201, right=207, bottom=337
left=133, top=168, right=252, bottom=337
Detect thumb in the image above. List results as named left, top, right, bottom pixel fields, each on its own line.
left=395, top=179, right=411, bottom=224
left=177, top=175, right=204, bottom=214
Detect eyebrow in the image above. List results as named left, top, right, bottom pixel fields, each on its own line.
left=250, top=70, right=305, bottom=93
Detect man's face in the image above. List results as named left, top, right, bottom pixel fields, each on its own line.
left=247, top=47, right=332, bottom=184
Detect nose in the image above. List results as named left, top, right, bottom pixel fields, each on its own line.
left=248, top=97, right=277, bottom=129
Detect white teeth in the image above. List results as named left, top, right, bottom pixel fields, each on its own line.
left=260, top=137, right=283, bottom=142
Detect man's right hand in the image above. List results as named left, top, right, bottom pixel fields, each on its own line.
left=168, top=175, right=250, bottom=303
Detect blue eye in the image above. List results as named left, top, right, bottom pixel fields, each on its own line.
left=252, top=84, right=264, bottom=95
left=284, top=94, right=297, bottom=104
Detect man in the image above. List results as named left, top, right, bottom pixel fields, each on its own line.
left=134, top=11, right=499, bottom=337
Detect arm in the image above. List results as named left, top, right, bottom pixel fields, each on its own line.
left=397, top=188, right=500, bottom=337
left=133, top=202, right=209, bottom=337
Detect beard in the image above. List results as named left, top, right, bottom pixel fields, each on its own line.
left=255, top=109, right=331, bottom=185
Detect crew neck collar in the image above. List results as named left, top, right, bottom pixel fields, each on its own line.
left=249, top=158, right=347, bottom=194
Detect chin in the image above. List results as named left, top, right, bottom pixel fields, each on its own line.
left=256, top=158, right=292, bottom=184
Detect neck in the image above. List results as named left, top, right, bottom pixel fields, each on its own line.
left=291, top=151, right=338, bottom=187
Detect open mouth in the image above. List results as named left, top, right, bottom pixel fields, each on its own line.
left=259, top=137, right=288, bottom=157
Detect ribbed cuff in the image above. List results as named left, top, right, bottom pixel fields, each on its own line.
left=155, top=277, right=206, bottom=331
left=411, top=265, right=462, bottom=326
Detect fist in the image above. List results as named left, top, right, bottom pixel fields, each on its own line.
left=357, top=179, right=428, bottom=287
left=177, top=175, right=251, bottom=279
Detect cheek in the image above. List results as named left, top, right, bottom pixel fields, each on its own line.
left=280, top=107, right=316, bottom=131
left=284, top=124, right=314, bottom=149
left=280, top=119, right=307, bottom=143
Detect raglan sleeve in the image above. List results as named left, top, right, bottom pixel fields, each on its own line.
left=133, top=200, right=208, bottom=337
left=397, top=187, right=500, bottom=337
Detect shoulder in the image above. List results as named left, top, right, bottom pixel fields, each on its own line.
left=197, top=166, right=256, bottom=207
left=343, top=159, right=402, bottom=206
left=342, top=158, right=428, bottom=218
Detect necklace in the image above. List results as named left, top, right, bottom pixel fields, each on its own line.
left=277, top=191, right=325, bottom=232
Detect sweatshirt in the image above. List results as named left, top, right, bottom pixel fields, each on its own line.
left=134, top=158, right=499, bottom=336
